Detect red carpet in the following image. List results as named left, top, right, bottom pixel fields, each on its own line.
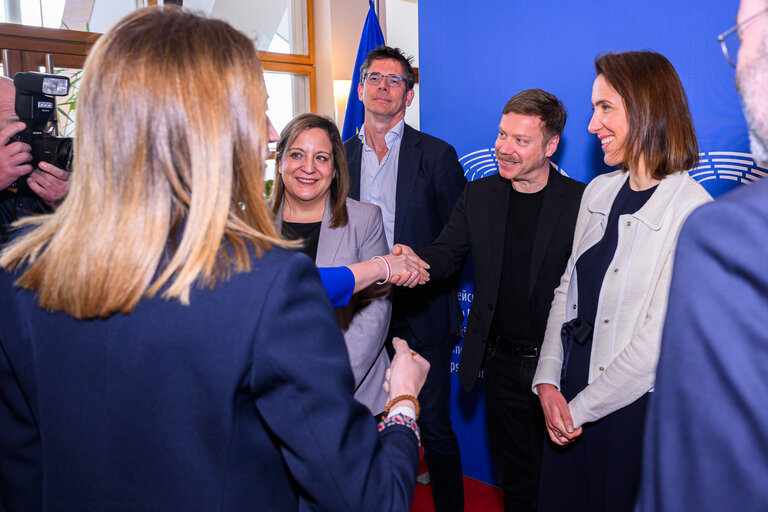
left=409, top=451, right=504, bottom=512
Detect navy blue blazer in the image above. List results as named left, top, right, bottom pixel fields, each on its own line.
left=0, top=248, right=418, bottom=511
left=637, top=177, right=768, bottom=511
left=344, top=124, right=466, bottom=344
left=0, top=189, right=47, bottom=244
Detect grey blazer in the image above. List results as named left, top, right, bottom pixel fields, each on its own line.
left=276, top=197, right=392, bottom=414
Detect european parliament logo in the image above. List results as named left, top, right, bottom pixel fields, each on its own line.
left=691, top=151, right=768, bottom=197
left=459, top=148, right=571, bottom=182
left=459, top=148, right=768, bottom=198
left=459, top=148, right=499, bottom=182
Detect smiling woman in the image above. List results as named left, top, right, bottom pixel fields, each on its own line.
left=533, top=51, right=713, bottom=511
left=271, top=112, right=395, bottom=415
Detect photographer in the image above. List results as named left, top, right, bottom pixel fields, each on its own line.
left=0, top=76, right=70, bottom=243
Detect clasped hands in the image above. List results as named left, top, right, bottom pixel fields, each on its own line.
left=537, top=383, right=583, bottom=446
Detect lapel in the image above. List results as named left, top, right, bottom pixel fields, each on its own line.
left=528, top=167, right=567, bottom=296
left=315, top=197, right=345, bottom=266
left=275, top=197, right=345, bottom=265
left=346, top=138, right=363, bottom=200
left=487, top=174, right=510, bottom=287
left=394, top=124, right=420, bottom=244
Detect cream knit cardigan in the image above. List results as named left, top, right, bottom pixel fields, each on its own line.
left=532, top=169, right=712, bottom=429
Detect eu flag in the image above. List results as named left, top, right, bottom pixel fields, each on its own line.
left=341, top=0, right=385, bottom=141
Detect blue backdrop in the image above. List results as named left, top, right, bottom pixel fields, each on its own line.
left=417, top=0, right=762, bottom=485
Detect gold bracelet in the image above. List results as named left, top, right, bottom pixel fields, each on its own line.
left=382, top=394, right=420, bottom=420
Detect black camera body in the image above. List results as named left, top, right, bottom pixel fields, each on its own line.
left=9, top=71, right=73, bottom=173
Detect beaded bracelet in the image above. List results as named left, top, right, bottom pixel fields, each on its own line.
left=372, top=255, right=391, bottom=285
left=382, top=394, right=420, bottom=420
left=378, top=412, right=421, bottom=446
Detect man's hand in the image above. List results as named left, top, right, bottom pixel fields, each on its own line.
left=537, top=383, right=583, bottom=445
left=27, top=161, right=71, bottom=208
left=0, top=121, right=33, bottom=189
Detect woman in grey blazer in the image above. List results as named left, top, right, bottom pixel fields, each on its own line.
left=272, top=113, right=394, bottom=415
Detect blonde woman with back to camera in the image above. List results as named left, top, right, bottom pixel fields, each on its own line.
left=0, top=6, right=429, bottom=511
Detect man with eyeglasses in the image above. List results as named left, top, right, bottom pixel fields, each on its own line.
left=344, top=46, right=466, bottom=512
left=637, top=0, right=768, bottom=509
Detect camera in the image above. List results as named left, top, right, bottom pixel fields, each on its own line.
left=9, top=71, right=73, bottom=175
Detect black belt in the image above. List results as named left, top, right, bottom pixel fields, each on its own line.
left=489, top=331, right=539, bottom=358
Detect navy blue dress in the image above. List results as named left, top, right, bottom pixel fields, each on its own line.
left=539, top=179, right=656, bottom=512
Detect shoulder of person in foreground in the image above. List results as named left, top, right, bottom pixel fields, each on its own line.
left=638, top=179, right=768, bottom=511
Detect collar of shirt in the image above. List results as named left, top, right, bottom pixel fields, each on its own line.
left=358, top=118, right=405, bottom=153
left=358, top=119, right=405, bottom=249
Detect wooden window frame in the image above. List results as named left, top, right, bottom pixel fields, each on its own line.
left=0, top=23, right=97, bottom=75
left=0, top=2, right=316, bottom=115
left=258, top=0, right=316, bottom=113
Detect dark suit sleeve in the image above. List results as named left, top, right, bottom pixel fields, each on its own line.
left=418, top=182, right=471, bottom=281
left=0, top=276, right=42, bottom=512
left=249, top=253, right=418, bottom=511
left=432, top=144, right=466, bottom=229
left=637, top=198, right=768, bottom=511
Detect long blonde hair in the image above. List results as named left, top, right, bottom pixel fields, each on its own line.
left=0, top=7, right=287, bottom=318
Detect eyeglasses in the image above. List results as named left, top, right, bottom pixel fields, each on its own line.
left=718, top=7, right=768, bottom=67
left=363, top=72, right=407, bottom=88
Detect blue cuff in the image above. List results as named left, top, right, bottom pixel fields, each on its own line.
left=317, top=266, right=355, bottom=307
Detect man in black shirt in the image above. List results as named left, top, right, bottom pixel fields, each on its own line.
left=399, top=89, right=585, bottom=511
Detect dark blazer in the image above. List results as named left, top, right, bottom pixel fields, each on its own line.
left=344, top=124, right=466, bottom=345
left=0, top=189, right=46, bottom=244
left=419, top=168, right=585, bottom=392
left=0, top=248, right=418, bottom=511
left=637, top=177, right=768, bottom=512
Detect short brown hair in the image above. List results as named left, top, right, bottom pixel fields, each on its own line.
left=272, top=113, right=350, bottom=228
left=360, top=46, right=416, bottom=91
left=595, top=51, right=699, bottom=179
left=502, top=89, right=567, bottom=143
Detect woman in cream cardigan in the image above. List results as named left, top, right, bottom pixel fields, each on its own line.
left=532, top=51, right=712, bottom=511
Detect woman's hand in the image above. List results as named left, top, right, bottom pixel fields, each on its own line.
left=537, top=383, right=582, bottom=445
left=386, top=244, right=430, bottom=287
left=383, top=337, right=430, bottom=402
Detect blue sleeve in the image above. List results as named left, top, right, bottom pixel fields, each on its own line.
left=317, top=266, right=355, bottom=307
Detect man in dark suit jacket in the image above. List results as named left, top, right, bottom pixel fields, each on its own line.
left=344, top=46, right=466, bottom=512
left=637, top=2, right=768, bottom=510
left=401, top=90, right=584, bottom=512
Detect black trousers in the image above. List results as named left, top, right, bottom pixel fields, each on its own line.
left=484, top=345, right=544, bottom=512
left=389, top=317, right=465, bottom=512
